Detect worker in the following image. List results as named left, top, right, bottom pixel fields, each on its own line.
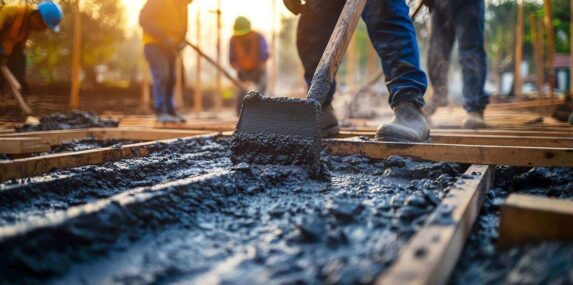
left=0, top=1, right=63, bottom=92
left=422, top=0, right=489, bottom=129
left=140, top=0, right=192, bottom=123
left=230, top=16, right=270, bottom=115
left=284, top=0, right=430, bottom=142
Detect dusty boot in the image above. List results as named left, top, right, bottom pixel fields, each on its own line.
left=321, top=105, right=340, bottom=137
left=463, top=111, right=487, bottom=129
left=376, top=102, right=430, bottom=142
left=156, top=114, right=173, bottom=123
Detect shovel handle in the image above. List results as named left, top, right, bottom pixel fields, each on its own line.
left=185, top=40, right=249, bottom=93
left=1, top=65, right=31, bottom=114
left=307, top=0, right=368, bottom=103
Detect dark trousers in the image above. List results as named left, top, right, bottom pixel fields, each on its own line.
left=297, top=0, right=427, bottom=108
left=144, top=44, right=177, bottom=115
left=428, top=0, right=489, bottom=112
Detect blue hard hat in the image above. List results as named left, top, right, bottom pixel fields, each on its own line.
left=38, top=1, right=63, bottom=32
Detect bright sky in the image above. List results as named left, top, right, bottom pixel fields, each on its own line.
left=121, top=0, right=291, bottom=34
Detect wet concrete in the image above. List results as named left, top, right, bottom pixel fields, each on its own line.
left=16, top=110, right=119, bottom=132
left=0, top=137, right=230, bottom=227
left=450, top=166, right=573, bottom=285
left=0, top=137, right=464, bottom=285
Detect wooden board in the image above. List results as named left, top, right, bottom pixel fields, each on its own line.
left=0, top=133, right=218, bottom=182
left=0, top=128, right=212, bottom=146
left=323, top=139, right=573, bottom=168
left=340, top=128, right=573, bottom=138
left=0, top=137, right=50, bottom=154
left=499, top=194, right=573, bottom=248
left=336, top=132, right=573, bottom=148
left=376, top=165, right=494, bottom=285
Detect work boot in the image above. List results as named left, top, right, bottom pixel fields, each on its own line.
left=462, top=111, right=487, bottom=129
left=156, top=113, right=174, bottom=123
left=170, top=112, right=187, bottom=123
left=376, top=102, right=430, bottom=143
left=321, top=104, right=340, bottom=137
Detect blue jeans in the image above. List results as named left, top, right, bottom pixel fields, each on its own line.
left=144, top=44, right=176, bottom=115
left=428, top=0, right=489, bottom=112
left=297, top=0, right=427, bottom=108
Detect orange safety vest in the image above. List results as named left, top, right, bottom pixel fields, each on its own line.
left=0, top=5, right=32, bottom=56
left=233, top=32, right=261, bottom=71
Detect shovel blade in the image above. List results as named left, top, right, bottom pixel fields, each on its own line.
left=231, top=92, right=323, bottom=177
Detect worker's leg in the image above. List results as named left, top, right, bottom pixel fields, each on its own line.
left=296, top=0, right=346, bottom=107
left=144, top=44, right=172, bottom=116
left=454, top=0, right=489, bottom=113
left=362, top=0, right=427, bottom=108
left=364, top=0, right=430, bottom=142
left=454, top=0, right=488, bottom=128
left=426, top=1, right=456, bottom=114
left=165, top=54, right=178, bottom=116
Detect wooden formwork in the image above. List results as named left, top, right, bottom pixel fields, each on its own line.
left=0, top=126, right=571, bottom=284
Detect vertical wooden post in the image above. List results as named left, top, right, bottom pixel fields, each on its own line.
left=269, top=0, right=277, bottom=96
left=194, top=4, right=203, bottom=114
left=215, top=0, right=223, bottom=111
left=140, top=64, right=150, bottom=111
left=515, top=0, right=524, bottom=98
left=174, top=56, right=184, bottom=108
left=570, top=0, right=573, bottom=101
left=532, top=16, right=546, bottom=115
left=544, top=0, right=555, bottom=108
left=70, top=0, right=82, bottom=110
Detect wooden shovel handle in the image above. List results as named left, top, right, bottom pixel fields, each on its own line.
left=307, top=0, right=368, bottom=103
left=1, top=65, right=31, bottom=114
left=185, top=40, right=250, bottom=93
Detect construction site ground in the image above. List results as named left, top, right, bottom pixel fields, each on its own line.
left=0, top=98, right=572, bottom=284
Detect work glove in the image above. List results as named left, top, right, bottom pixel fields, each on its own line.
left=283, top=0, right=307, bottom=15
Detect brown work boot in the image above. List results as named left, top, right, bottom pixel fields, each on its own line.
left=321, top=104, right=340, bottom=138
left=376, top=102, right=430, bottom=143
left=462, top=111, right=487, bottom=129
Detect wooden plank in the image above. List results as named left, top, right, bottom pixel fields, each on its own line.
left=0, top=130, right=91, bottom=145
left=92, top=129, right=212, bottom=141
left=323, top=139, right=573, bottom=167
left=340, top=128, right=573, bottom=138
left=0, top=129, right=212, bottom=145
left=376, top=165, right=494, bottom=285
left=499, top=194, right=573, bottom=249
left=0, top=133, right=218, bottom=182
left=0, top=138, right=49, bottom=154
left=336, top=131, right=573, bottom=148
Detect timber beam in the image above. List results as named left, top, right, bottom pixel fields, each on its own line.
left=377, top=165, right=494, bottom=285
left=0, top=133, right=218, bottom=182
left=323, top=139, right=573, bottom=168
left=499, top=194, right=573, bottom=248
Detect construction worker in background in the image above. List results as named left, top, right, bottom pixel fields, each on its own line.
left=422, top=0, right=489, bottom=129
left=0, top=1, right=63, bottom=93
left=230, top=16, right=270, bottom=115
left=139, top=0, right=191, bottom=123
left=284, top=0, right=430, bottom=142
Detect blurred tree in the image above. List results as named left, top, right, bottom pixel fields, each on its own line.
left=25, top=0, right=126, bottom=85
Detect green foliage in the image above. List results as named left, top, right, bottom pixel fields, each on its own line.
left=25, top=0, right=126, bottom=83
